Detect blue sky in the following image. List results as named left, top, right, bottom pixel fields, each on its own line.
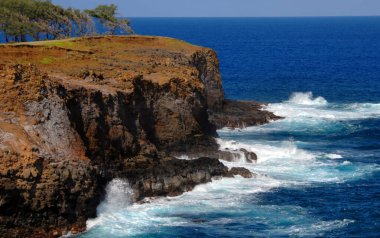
left=53, top=0, right=380, bottom=17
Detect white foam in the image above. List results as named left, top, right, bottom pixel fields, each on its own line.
left=87, top=179, right=133, bottom=230
left=83, top=175, right=284, bottom=237
left=265, top=92, right=380, bottom=121
left=282, top=219, right=355, bottom=236
left=342, top=161, right=352, bottom=165
left=326, top=153, right=343, bottom=159
left=217, top=138, right=316, bottom=164
left=215, top=137, right=379, bottom=185
left=98, top=179, right=133, bottom=213
left=176, top=155, right=192, bottom=160
left=287, top=92, right=328, bottom=106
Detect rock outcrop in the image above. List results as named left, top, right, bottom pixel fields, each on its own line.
left=123, top=156, right=228, bottom=199
left=227, top=167, right=255, bottom=178
left=209, top=99, right=282, bottom=129
left=0, top=36, right=279, bottom=237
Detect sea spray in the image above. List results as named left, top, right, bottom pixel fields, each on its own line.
left=287, top=92, right=328, bottom=106
left=97, top=179, right=133, bottom=213
left=86, top=179, right=133, bottom=231
left=265, top=92, right=380, bottom=120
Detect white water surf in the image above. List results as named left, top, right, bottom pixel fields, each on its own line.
left=79, top=92, right=380, bottom=238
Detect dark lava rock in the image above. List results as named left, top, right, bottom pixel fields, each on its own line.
left=240, top=149, right=258, bottom=163
left=123, top=156, right=229, bottom=200
left=228, top=167, right=254, bottom=178
left=209, top=99, right=283, bottom=129
left=170, top=140, right=259, bottom=164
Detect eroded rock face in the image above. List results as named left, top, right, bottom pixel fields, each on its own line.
left=0, top=61, right=221, bottom=235
left=0, top=37, right=228, bottom=236
left=0, top=36, right=278, bottom=237
left=191, top=50, right=224, bottom=111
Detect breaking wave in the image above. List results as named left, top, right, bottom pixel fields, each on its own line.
left=265, top=92, right=380, bottom=120
left=79, top=92, right=380, bottom=238
left=287, top=91, right=328, bottom=105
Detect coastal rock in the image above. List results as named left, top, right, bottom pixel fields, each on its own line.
left=240, top=148, right=258, bottom=163
left=171, top=140, right=258, bottom=164
left=191, top=50, right=224, bottom=110
left=123, top=156, right=228, bottom=200
left=0, top=36, right=278, bottom=237
left=228, top=167, right=255, bottom=178
left=209, top=99, right=282, bottom=129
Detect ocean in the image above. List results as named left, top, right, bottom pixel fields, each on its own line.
left=77, top=17, right=380, bottom=237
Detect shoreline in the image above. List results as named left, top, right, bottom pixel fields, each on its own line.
left=0, top=36, right=280, bottom=237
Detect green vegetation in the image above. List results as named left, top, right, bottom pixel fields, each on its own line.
left=40, top=40, right=74, bottom=48
left=0, top=0, right=133, bottom=43
left=40, top=56, right=56, bottom=64
left=85, top=4, right=133, bottom=35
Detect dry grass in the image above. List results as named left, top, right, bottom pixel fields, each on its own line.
left=0, top=128, right=5, bottom=145
left=0, top=35, right=205, bottom=86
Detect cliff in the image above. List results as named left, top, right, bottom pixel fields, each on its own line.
left=0, top=36, right=278, bottom=237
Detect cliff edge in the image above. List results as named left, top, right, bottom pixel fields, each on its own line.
left=0, top=36, right=278, bottom=237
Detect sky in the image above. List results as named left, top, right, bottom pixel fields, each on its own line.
left=52, top=0, right=380, bottom=17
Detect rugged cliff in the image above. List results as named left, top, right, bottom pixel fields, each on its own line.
left=0, top=36, right=278, bottom=237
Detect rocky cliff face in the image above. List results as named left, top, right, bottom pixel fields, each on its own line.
left=191, top=50, right=224, bottom=111
left=0, top=36, right=278, bottom=237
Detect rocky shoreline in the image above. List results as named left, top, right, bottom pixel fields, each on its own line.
left=0, top=36, right=279, bottom=237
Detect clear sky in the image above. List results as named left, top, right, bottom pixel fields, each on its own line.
left=52, top=0, right=380, bottom=17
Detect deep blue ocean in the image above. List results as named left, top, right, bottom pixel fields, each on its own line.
left=74, top=17, right=380, bottom=237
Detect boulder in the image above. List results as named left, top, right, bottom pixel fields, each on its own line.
left=228, top=167, right=255, bottom=178
left=240, top=149, right=258, bottom=163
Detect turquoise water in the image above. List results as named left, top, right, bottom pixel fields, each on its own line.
left=78, top=18, right=380, bottom=237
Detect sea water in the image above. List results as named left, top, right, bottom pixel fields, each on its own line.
left=78, top=18, right=380, bottom=237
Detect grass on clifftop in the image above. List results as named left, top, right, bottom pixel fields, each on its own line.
left=40, top=56, right=57, bottom=64
left=11, top=35, right=198, bottom=52
left=0, top=35, right=207, bottom=86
